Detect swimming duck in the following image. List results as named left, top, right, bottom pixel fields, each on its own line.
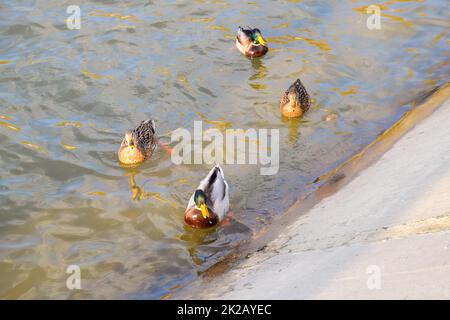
left=118, top=119, right=157, bottom=165
left=279, top=78, right=311, bottom=118
left=185, top=165, right=230, bottom=229
left=236, top=26, right=268, bottom=58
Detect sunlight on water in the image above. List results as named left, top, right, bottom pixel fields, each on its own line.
left=0, top=121, right=21, bottom=131
left=0, top=0, right=448, bottom=299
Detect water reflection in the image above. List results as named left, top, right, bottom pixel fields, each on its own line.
left=128, top=171, right=145, bottom=201
left=281, top=116, right=302, bottom=146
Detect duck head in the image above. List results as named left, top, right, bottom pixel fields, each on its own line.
left=236, top=27, right=268, bottom=58
left=280, top=91, right=303, bottom=118
left=251, top=28, right=267, bottom=46
left=184, top=189, right=219, bottom=229
left=118, top=130, right=145, bottom=165
left=194, top=189, right=209, bottom=219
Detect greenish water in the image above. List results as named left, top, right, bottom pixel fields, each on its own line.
left=0, top=0, right=448, bottom=299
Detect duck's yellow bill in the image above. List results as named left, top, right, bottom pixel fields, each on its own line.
left=256, top=35, right=266, bottom=46
left=200, top=203, right=209, bottom=219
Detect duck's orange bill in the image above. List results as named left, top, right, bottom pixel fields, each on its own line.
left=200, top=203, right=209, bottom=219
left=256, top=34, right=266, bottom=46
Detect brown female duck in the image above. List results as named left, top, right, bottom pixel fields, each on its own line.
left=118, top=119, right=157, bottom=165
left=236, top=26, right=268, bottom=58
left=279, top=79, right=311, bottom=118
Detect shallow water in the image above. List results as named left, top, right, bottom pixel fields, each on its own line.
left=0, top=0, right=448, bottom=299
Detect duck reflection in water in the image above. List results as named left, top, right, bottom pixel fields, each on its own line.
left=180, top=213, right=252, bottom=267
left=249, top=58, right=268, bottom=82
left=128, top=170, right=147, bottom=201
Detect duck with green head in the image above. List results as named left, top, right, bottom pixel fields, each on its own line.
left=184, top=165, right=230, bottom=229
left=236, top=26, right=268, bottom=58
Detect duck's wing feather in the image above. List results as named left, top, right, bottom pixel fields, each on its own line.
left=290, top=79, right=311, bottom=111
left=133, top=119, right=157, bottom=155
left=206, top=166, right=229, bottom=220
left=213, top=176, right=229, bottom=220
left=280, top=89, right=290, bottom=106
left=187, top=165, right=219, bottom=210
left=236, top=26, right=252, bottom=46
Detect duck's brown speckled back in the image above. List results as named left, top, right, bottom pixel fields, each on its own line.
left=132, top=119, right=157, bottom=159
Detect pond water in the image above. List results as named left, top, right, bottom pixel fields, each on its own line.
left=0, top=0, right=448, bottom=299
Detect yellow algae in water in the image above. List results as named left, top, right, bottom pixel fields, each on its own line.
left=0, top=121, right=21, bottom=131
left=272, top=23, right=290, bottom=29
left=56, top=121, right=83, bottom=128
left=181, top=17, right=215, bottom=23
left=382, top=0, right=425, bottom=5
left=407, top=68, right=415, bottom=79
left=177, top=178, right=192, bottom=186
left=62, top=143, right=78, bottom=151
left=340, top=86, right=359, bottom=96
left=423, top=79, right=437, bottom=87
left=81, top=69, right=114, bottom=80
left=160, top=293, right=173, bottom=300
left=157, top=178, right=193, bottom=188
left=250, top=83, right=268, bottom=90
left=353, top=4, right=389, bottom=14
left=112, top=24, right=136, bottom=30
left=88, top=191, right=107, bottom=196
left=89, top=10, right=141, bottom=23
left=335, top=131, right=353, bottom=136
left=354, top=5, right=412, bottom=27
left=431, top=31, right=446, bottom=46
left=209, top=25, right=232, bottom=33
left=0, top=60, right=11, bottom=65
left=20, top=141, right=48, bottom=154
left=294, top=37, right=331, bottom=52
left=267, top=35, right=331, bottom=51
left=269, top=48, right=283, bottom=54
left=382, top=13, right=413, bottom=27
left=405, top=47, right=418, bottom=54
left=332, top=86, right=359, bottom=96
left=118, top=15, right=139, bottom=22
left=196, top=112, right=233, bottom=130
left=266, top=35, right=300, bottom=45
left=155, top=67, right=171, bottom=77
left=146, top=192, right=178, bottom=207
left=195, top=0, right=228, bottom=5
left=288, top=48, right=306, bottom=54
left=210, top=0, right=228, bottom=6
left=177, top=73, right=189, bottom=85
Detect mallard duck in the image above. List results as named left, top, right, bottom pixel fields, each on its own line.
left=118, top=119, right=157, bottom=165
left=185, top=165, right=230, bottom=229
left=236, top=26, right=268, bottom=58
left=279, top=78, right=311, bottom=118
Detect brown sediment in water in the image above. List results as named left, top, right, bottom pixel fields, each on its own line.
left=170, top=82, right=450, bottom=298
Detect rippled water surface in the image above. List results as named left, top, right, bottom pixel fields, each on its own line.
left=0, top=0, right=448, bottom=299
